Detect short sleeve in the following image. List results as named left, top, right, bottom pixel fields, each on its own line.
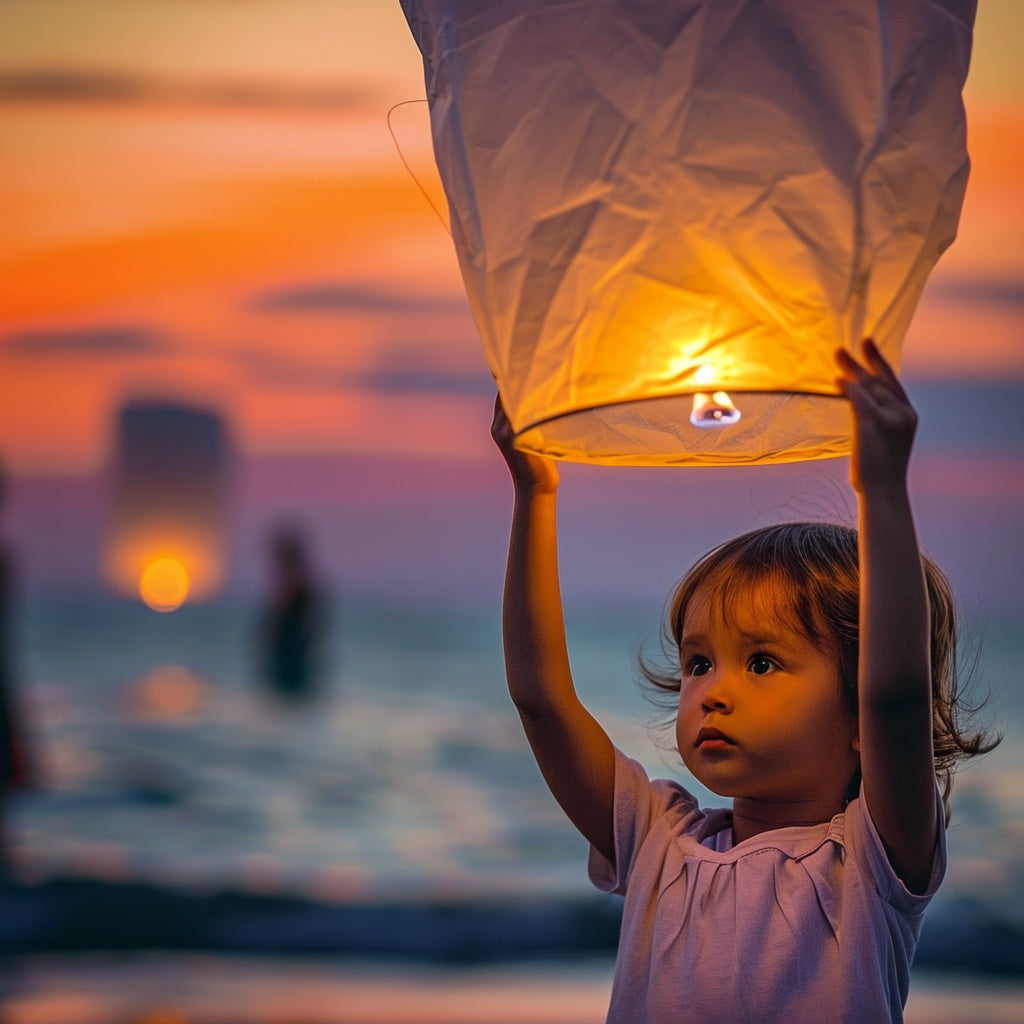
left=849, top=782, right=947, bottom=910
left=588, top=747, right=704, bottom=895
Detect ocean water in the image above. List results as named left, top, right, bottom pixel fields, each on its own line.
left=4, top=591, right=1022, bottom=973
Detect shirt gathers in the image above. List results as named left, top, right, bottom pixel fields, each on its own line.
left=589, top=748, right=946, bottom=1023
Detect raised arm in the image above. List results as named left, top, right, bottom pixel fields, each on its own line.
left=491, top=397, right=616, bottom=863
left=837, top=339, right=937, bottom=894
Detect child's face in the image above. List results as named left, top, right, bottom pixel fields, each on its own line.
left=675, top=580, right=860, bottom=809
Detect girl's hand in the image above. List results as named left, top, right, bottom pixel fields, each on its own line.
left=836, top=339, right=918, bottom=495
left=491, top=394, right=560, bottom=495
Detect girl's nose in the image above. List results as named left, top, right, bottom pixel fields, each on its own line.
left=700, top=679, right=734, bottom=714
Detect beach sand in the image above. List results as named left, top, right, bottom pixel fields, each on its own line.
left=2, top=955, right=1023, bottom=1024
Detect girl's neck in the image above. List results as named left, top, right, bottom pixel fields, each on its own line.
left=730, top=794, right=846, bottom=844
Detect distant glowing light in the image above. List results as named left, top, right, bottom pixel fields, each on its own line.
left=139, top=557, right=190, bottom=612
left=130, top=664, right=205, bottom=719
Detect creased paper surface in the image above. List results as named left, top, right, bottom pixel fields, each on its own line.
left=401, top=0, right=974, bottom=465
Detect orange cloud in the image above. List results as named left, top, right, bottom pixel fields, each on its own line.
left=2, top=164, right=447, bottom=322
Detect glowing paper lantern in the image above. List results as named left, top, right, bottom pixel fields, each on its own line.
left=401, top=0, right=974, bottom=465
left=104, top=401, right=230, bottom=607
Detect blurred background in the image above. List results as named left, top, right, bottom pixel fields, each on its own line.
left=0, top=1, right=1021, bottom=1021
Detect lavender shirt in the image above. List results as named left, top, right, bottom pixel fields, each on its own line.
left=589, top=748, right=946, bottom=1023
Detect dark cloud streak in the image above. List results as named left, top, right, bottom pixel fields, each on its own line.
left=237, top=351, right=492, bottom=398
left=930, top=277, right=1024, bottom=309
left=358, top=367, right=493, bottom=397
left=0, top=69, right=373, bottom=112
left=909, top=379, right=1024, bottom=453
left=2, top=326, right=166, bottom=356
left=252, top=282, right=470, bottom=316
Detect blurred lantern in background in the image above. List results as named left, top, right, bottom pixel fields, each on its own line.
left=104, top=402, right=230, bottom=610
left=402, top=0, right=975, bottom=466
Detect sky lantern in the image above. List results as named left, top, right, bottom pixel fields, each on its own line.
left=401, top=0, right=975, bottom=466
left=104, top=401, right=230, bottom=610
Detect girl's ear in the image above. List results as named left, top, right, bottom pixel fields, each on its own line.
left=851, top=733, right=861, bottom=753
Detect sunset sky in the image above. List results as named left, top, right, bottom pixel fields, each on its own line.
left=0, top=1, right=1021, bottom=607
left=1, top=0, right=1022, bottom=474
left=1, top=0, right=476, bottom=474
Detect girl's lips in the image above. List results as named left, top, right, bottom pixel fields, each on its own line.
left=695, top=727, right=736, bottom=748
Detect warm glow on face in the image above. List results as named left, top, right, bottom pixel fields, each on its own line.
left=139, top=557, right=191, bottom=612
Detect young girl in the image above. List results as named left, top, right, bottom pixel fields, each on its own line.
left=491, top=340, right=995, bottom=1023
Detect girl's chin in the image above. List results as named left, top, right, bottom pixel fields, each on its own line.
left=681, top=761, right=750, bottom=798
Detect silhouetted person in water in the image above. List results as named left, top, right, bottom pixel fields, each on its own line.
left=0, top=460, right=32, bottom=863
left=262, top=524, right=324, bottom=704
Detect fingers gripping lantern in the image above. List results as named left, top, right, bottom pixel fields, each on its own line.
left=401, top=0, right=974, bottom=466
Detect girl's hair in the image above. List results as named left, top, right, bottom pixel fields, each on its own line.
left=640, top=521, right=999, bottom=822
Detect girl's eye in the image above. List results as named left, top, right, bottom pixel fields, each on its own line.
left=686, top=655, right=712, bottom=677
left=748, top=655, right=777, bottom=676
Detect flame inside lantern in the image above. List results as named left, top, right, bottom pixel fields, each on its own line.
left=689, top=364, right=741, bottom=428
